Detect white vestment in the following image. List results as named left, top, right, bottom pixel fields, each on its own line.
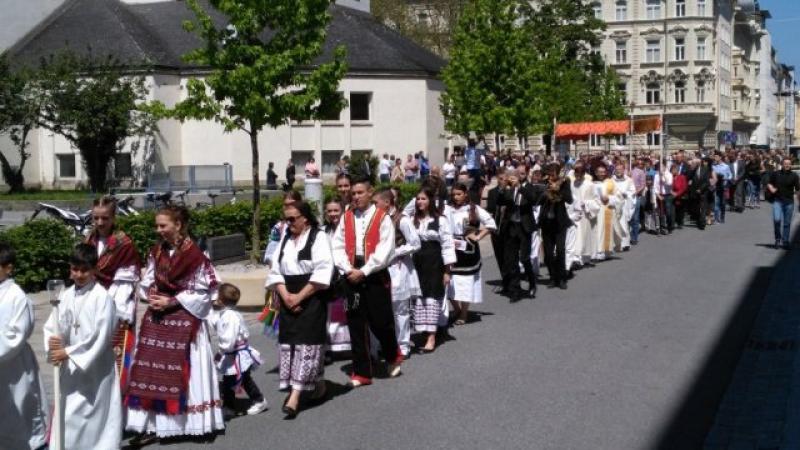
left=214, top=308, right=261, bottom=376
left=43, top=281, right=121, bottom=450
left=567, top=175, right=599, bottom=266
left=591, top=179, right=620, bottom=260
left=0, top=279, right=48, bottom=450
left=126, top=254, right=225, bottom=437
left=612, top=176, right=635, bottom=250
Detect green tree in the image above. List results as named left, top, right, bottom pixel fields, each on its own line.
left=373, top=0, right=467, bottom=58
left=172, top=0, right=347, bottom=261
left=0, top=57, right=42, bottom=192
left=37, top=53, right=155, bottom=192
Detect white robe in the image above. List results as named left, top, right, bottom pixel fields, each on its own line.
left=591, top=179, right=620, bottom=260
left=43, top=281, right=121, bottom=450
left=126, top=254, right=225, bottom=437
left=389, top=215, right=421, bottom=355
left=567, top=175, right=599, bottom=266
left=612, top=176, right=635, bottom=250
left=0, top=279, right=48, bottom=450
left=446, top=204, right=496, bottom=304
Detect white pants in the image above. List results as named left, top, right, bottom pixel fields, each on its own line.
left=393, top=297, right=412, bottom=356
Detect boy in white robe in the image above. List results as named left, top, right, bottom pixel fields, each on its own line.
left=44, top=243, right=121, bottom=450
left=0, top=243, right=48, bottom=450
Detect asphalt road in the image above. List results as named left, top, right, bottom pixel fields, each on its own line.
left=29, top=205, right=791, bottom=449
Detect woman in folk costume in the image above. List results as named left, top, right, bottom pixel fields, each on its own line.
left=611, top=162, right=636, bottom=251
left=0, top=244, right=48, bottom=450
left=323, top=197, right=350, bottom=356
left=566, top=162, right=598, bottom=270
left=446, top=183, right=495, bottom=325
left=126, top=205, right=224, bottom=443
left=266, top=201, right=334, bottom=418
left=263, top=190, right=303, bottom=265
left=85, top=196, right=140, bottom=391
left=590, top=165, right=620, bottom=261
left=411, top=186, right=456, bottom=353
left=374, top=188, right=421, bottom=358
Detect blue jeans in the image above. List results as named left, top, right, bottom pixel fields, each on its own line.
left=773, top=199, right=794, bottom=243
left=714, top=188, right=726, bottom=223
left=629, top=195, right=642, bottom=243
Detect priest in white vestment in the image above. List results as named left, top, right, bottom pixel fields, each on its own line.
left=590, top=166, right=620, bottom=261
left=566, top=163, right=598, bottom=268
left=612, top=163, right=636, bottom=251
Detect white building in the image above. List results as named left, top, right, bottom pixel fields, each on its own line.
left=3, top=0, right=446, bottom=190
left=595, top=0, right=735, bottom=152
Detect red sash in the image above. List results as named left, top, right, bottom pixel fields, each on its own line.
left=344, top=207, right=386, bottom=265
left=86, top=230, right=141, bottom=289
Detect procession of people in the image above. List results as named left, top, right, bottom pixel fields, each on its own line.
left=1, top=141, right=798, bottom=449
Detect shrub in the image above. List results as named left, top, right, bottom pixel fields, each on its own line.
left=116, top=211, right=157, bottom=260
left=0, top=219, right=77, bottom=291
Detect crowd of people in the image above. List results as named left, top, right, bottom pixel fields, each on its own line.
left=2, top=140, right=799, bottom=449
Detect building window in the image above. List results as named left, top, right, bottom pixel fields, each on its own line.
left=646, top=82, right=661, bottom=104
left=291, top=151, right=314, bottom=175
left=321, top=150, right=343, bottom=174
left=57, top=154, right=76, bottom=178
left=592, top=2, right=602, bottom=19
left=674, top=81, right=686, bottom=103
left=646, top=40, right=661, bottom=63
left=591, top=44, right=601, bottom=57
left=590, top=134, right=601, bottom=147
left=675, top=0, right=686, bottom=17
left=618, top=82, right=628, bottom=105
left=615, top=1, right=627, bottom=20
left=697, top=81, right=706, bottom=102
left=114, top=153, right=132, bottom=178
left=697, top=37, right=707, bottom=60
left=647, top=132, right=661, bottom=146
left=646, top=0, right=661, bottom=20
left=674, top=38, right=685, bottom=61
left=350, top=92, right=371, bottom=121
left=697, top=0, right=706, bottom=16
left=733, top=99, right=738, bottom=110
left=616, top=41, right=627, bottom=63
left=319, top=92, right=344, bottom=121
left=616, top=134, right=628, bottom=146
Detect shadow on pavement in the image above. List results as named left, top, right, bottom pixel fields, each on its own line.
left=651, top=233, right=797, bottom=449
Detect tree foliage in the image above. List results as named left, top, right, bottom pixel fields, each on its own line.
left=372, top=0, right=467, bottom=58
left=441, top=0, right=626, bottom=143
left=36, top=53, right=156, bottom=192
left=0, top=57, right=42, bottom=192
left=171, top=0, right=347, bottom=261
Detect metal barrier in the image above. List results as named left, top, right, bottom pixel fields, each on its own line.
left=147, top=165, right=234, bottom=192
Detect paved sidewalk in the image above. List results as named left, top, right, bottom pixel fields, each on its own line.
left=704, top=228, right=800, bottom=449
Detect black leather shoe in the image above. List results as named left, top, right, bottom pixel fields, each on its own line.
left=558, top=280, right=568, bottom=290
left=527, top=287, right=537, bottom=298
left=509, top=290, right=523, bottom=303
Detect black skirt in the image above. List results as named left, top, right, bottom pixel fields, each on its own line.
left=278, top=273, right=328, bottom=345
left=413, top=240, right=445, bottom=299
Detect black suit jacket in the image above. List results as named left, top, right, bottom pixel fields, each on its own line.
left=691, top=166, right=710, bottom=196
left=539, top=181, right=574, bottom=232
left=729, top=160, right=745, bottom=183
left=498, top=183, right=541, bottom=234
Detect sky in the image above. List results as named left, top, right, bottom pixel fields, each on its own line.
left=761, top=0, right=800, bottom=70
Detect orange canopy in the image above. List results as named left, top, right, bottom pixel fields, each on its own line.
left=556, top=117, right=662, bottom=140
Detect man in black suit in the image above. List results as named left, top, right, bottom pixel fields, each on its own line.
left=689, top=158, right=711, bottom=230
left=486, top=168, right=507, bottom=286
left=498, top=167, right=541, bottom=300
left=728, top=152, right=746, bottom=212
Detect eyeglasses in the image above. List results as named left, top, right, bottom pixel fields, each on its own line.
left=285, top=215, right=301, bottom=223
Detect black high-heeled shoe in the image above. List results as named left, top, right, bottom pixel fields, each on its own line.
left=282, top=395, right=298, bottom=419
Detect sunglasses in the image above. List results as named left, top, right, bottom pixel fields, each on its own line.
left=285, top=215, right=302, bottom=223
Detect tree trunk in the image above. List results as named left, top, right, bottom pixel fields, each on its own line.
left=0, top=125, right=31, bottom=193
left=249, top=128, right=262, bottom=263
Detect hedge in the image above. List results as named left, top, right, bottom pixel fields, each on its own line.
left=6, top=185, right=425, bottom=292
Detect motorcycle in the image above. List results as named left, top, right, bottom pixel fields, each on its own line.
left=30, top=203, right=92, bottom=237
